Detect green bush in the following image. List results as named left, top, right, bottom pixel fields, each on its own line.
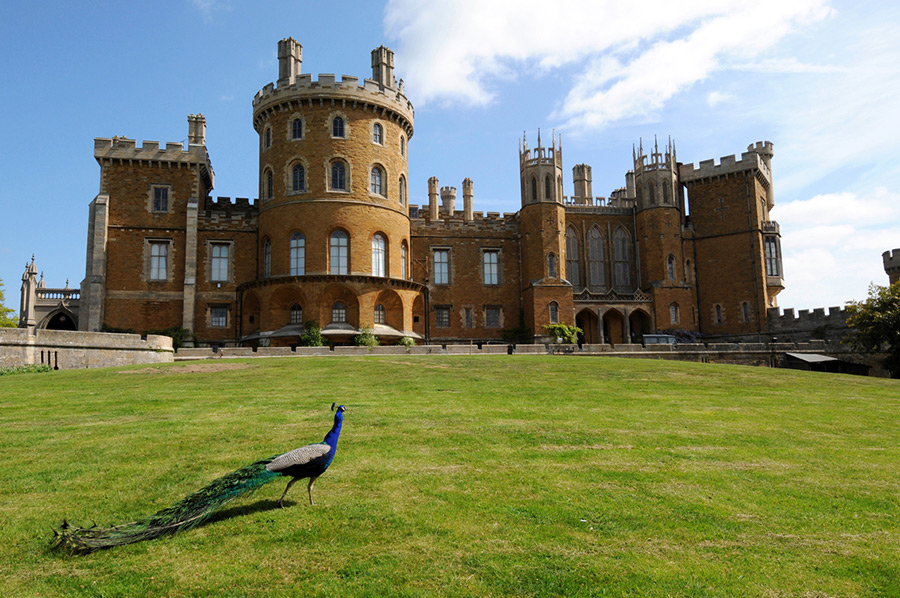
left=544, top=323, right=582, bottom=344
left=0, top=364, right=53, bottom=376
left=298, top=320, right=325, bottom=347
left=353, top=328, right=379, bottom=347
left=398, top=336, right=416, bottom=348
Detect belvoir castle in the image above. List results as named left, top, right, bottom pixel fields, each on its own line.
left=50, top=38, right=792, bottom=347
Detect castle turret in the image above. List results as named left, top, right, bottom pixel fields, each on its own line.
left=518, top=130, right=572, bottom=340
left=277, top=37, right=302, bottom=87
left=884, top=249, right=900, bottom=285
left=187, top=114, right=206, bottom=147
left=572, top=164, right=592, bottom=205
left=440, top=186, right=456, bottom=215
left=371, top=45, right=395, bottom=89
left=462, top=178, right=474, bottom=221
left=428, top=176, right=440, bottom=220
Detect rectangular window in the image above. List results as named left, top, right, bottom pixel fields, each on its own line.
left=149, top=241, right=168, bottom=281
left=210, top=307, right=227, bottom=328
left=483, top=250, right=499, bottom=285
left=464, top=308, right=473, bottom=328
left=765, top=237, right=780, bottom=276
left=485, top=306, right=501, bottom=328
left=152, top=186, right=168, bottom=212
left=435, top=306, right=450, bottom=328
left=433, top=249, right=449, bottom=285
left=210, top=243, right=229, bottom=282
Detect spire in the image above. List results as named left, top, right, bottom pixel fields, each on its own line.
left=537, top=128, right=542, bottom=148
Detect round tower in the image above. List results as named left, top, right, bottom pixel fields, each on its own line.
left=884, top=249, right=900, bottom=285
left=242, top=38, right=422, bottom=345
left=518, top=130, right=572, bottom=339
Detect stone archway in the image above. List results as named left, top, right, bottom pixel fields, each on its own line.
left=629, top=309, right=652, bottom=343
left=603, top=309, right=626, bottom=345
left=575, top=308, right=600, bottom=345
left=42, top=309, right=77, bottom=331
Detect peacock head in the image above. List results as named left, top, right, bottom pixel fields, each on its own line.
left=331, top=403, right=347, bottom=421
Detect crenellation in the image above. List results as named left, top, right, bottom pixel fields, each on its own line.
left=883, top=248, right=900, bottom=284
left=766, top=306, right=850, bottom=342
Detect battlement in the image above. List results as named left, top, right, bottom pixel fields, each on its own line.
left=679, top=141, right=772, bottom=183
left=884, top=248, right=900, bottom=284
left=766, top=305, right=850, bottom=342
left=94, top=136, right=209, bottom=165
left=252, top=71, right=415, bottom=130
left=562, top=195, right=635, bottom=213
left=408, top=205, right=518, bottom=231
left=205, top=196, right=258, bottom=210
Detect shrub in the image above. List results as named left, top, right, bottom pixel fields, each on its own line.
left=544, top=323, right=582, bottom=344
left=353, top=328, right=379, bottom=347
left=299, top=320, right=325, bottom=347
left=0, top=364, right=53, bottom=376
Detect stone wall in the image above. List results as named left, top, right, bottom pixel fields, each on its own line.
left=0, top=329, right=174, bottom=370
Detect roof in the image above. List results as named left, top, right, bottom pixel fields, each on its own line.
left=785, top=352, right=838, bottom=363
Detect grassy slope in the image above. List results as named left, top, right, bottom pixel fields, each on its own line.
left=1, top=356, right=898, bottom=597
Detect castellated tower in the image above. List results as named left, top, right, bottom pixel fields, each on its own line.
left=633, top=137, right=694, bottom=330
left=884, top=249, right=900, bottom=285
left=680, top=140, right=781, bottom=338
left=247, top=38, right=419, bottom=342
left=518, top=131, right=573, bottom=338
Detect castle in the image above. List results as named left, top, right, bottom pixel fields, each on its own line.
left=21, top=39, right=798, bottom=347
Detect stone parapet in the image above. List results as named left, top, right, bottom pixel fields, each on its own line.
left=679, top=142, right=772, bottom=184
left=0, top=329, right=173, bottom=369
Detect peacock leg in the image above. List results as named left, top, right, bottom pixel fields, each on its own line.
left=307, top=476, right=318, bottom=506
left=278, top=478, right=298, bottom=508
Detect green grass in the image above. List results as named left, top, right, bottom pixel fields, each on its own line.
left=1, top=356, right=898, bottom=597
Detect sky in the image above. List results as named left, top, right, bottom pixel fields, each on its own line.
left=1, top=0, right=899, bottom=315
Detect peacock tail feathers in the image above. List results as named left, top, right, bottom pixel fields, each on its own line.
left=52, top=457, right=281, bottom=554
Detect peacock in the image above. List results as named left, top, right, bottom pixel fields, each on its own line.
left=52, top=403, right=346, bottom=554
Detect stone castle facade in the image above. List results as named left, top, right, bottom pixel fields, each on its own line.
left=70, top=38, right=791, bottom=347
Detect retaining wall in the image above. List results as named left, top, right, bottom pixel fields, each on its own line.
left=0, top=329, right=174, bottom=370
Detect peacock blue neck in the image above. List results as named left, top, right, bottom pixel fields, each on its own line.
left=323, top=411, right=343, bottom=451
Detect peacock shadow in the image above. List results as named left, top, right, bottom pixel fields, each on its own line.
left=202, top=498, right=299, bottom=527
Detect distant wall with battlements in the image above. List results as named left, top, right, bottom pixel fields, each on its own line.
left=765, top=306, right=850, bottom=343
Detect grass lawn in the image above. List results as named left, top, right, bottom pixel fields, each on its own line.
left=1, top=356, right=898, bottom=597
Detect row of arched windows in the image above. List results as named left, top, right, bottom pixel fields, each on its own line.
left=529, top=174, right=560, bottom=202
left=561, top=227, right=633, bottom=291
left=262, top=115, right=407, bottom=156
left=261, top=232, right=409, bottom=279
left=288, top=301, right=389, bottom=327
left=261, top=161, right=408, bottom=204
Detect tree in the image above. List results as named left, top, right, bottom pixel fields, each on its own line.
left=0, top=278, right=17, bottom=328
left=846, top=282, right=900, bottom=378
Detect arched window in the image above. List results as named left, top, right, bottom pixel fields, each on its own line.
left=289, top=232, right=305, bottom=276
left=265, top=169, right=274, bottom=200
left=741, top=301, right=751, bottom=323
left=667, top=255, right=676, bottom=280
left=566, top=228, right=580, bottom=287
left=545, top=175, right=552, bottom=201
left=714, top=304, right=723, bottom=325
left=332, top=301, right=346, bottom=323
left=401, top=241, right=408, bottom=280
left=374, top=303, right=385, bottom=324
left=663, top=182, right=671, bottom=204
left=263, top=127, right=271, bottom=149
left=330, top=230, right=348, bottom=275
left=548, top=253, right=558, bottom=279
left=263, top=238, right=271, bottom=278
left=372, top=233, right=386, bottom=277
left=292, top=118, right=303, bottom=139
left=647, top=181, right=655, bottom=204
left=614, top=228, right=631, bottom=290
left=531, top=177, right=538, bottom=202
left=588, top=227, right=605, bottom=290
left=370, top=166, right=384, bottom=196
left=372, top=123, right=383, bottom=144
left=292, top=164, right=305, bottom=192
left=331, top=160, right=346, bottom=191
left=549, top=301, right=559, bottom=324
left=290, top=304, right=303, bottom=325
left=670, top=303, right=679, bottom=325
left=398, top=175, right=406, bottom=204
left=400, top=136, right=405, bottom=156
left=332, top=116, right=345, bottom=138
left=685, top=259, right=694, bottom=284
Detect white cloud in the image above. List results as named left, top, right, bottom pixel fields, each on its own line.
left=706, top=91, right=732, bottom=107
left=189, top=0, right=230, bottom=23
left=384, top=0, right=832, bottom=128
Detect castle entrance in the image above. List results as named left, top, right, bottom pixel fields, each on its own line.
left=629, top=309, right=652, bottom=343
left=575, top=309, right=600, bottom=344
left=602, top=310, right=625, bottom=345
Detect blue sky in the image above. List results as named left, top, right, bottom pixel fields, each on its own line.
left=2, top=0, right=898, bottom=314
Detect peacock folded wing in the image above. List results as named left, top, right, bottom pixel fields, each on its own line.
left=266, top=443, right=331, bottom=473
